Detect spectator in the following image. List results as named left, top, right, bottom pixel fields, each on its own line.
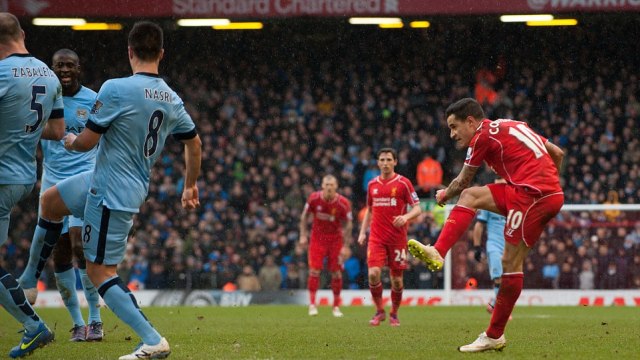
left=258, top=256, right=282, bottom=291
left=236, top=265, right=261, bottom=292
left=578, top=260, right=595, bottom=290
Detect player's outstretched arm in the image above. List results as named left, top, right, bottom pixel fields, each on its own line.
left=357, top=207, right=372, bottom=245
left=299, top=206, right=310, bottom=245
left=181, top=135, right=202, bottom=210
left=471, top=221, right=485, bottom=261
left=436, top=164, right=478, bottom=206
left=544, top=141, right=564, bottom=174
left=41, top=117, right=65, bottom=140
left=63, top=127, right=101, bottom=152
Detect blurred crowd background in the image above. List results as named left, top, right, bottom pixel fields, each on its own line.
left=1, top=18, right=639, bottom=292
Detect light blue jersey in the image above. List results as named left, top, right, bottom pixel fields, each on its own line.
left=41, top=86, right=97, bottom=184
left=0, top=54, right=63, bottom=185
left=87, top=73, right=196, bottom=212
left=476, top=210, right=506, bottom=254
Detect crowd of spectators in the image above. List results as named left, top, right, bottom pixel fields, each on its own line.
left=1, top=18, right=639, bottom=292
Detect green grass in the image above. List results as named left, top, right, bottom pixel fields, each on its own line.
left=1, top=306, right=638, bottom=359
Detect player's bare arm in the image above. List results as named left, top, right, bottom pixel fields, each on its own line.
left=342, top=218, right=353, bottom=245
left=357, top=207, right=372, bottom=245
left=181, top=135, right=202, bottom=210
left=41, top=117, right=65, bottom=140
left=544, top=141, right=565, bottom=174
left=63, top=127, right=101, bottom=152
left=392, top=203, right=422, bottom=227
left=472, top=221, right=485, bottom=248
left=436, top=164, right=478, bottom=205
left=299, top=206, right=310, bottom=245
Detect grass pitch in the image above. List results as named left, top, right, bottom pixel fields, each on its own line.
left=0, top=305, right=638, bottom=359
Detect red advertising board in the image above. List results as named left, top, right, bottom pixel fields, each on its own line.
left=6, top=0, right=640, bottom=18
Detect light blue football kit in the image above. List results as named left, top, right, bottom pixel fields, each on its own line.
left=84, top=72, right=196, bottom=347
left=0, top=53, right=63, bottom=335
left=476, top=209, right=506, bottom=304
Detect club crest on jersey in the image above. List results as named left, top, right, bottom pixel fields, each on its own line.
left=76, top=108, right=88, bottom=120
left=90, top=100, right=103, bottom=114
left=316, top=206, right=322, bottom=211
left=465, top=147, right=473, bottom=161
left=391, top=187, right=397, bottom=197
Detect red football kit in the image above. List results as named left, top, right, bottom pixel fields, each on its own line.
left=466, top=119, right=564, bottom=246
left=366, top=174, right=420, bottom=271
left=305, top=191, right=352, bottom=271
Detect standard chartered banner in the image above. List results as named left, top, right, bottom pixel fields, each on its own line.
left=31, top=289, right=640, bottom=308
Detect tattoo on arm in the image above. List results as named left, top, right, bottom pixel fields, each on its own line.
left=446, top=165, right=478, bottom=200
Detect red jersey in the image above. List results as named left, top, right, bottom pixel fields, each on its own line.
left=305, top=191, right=352, bottom=241
left=366, top=174, right=420, bottom=243
left=466, top=119, right=562, bottom=195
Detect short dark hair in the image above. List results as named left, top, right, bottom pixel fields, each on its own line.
left=445, top=98, right=485, bottom=121
left=52, top=48, right=79, bottom=63
left=128, top=21, right=163, bottom=61
left=0, top=13, right=22, bottom=44
left=377, top=147, right=397, bottom=161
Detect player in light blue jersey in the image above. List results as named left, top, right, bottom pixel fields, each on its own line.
left=0, top=13, right=65, bottom=358
left=472, top=177, right=507, bottom=314
left=19, top=49, right=103, bottom=342
left=32, top=21, right=201, bottom=360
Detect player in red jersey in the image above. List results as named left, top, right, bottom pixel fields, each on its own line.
left=357, top=148, right=422, bottom=327
left=299, top=175, right=353, bottom=317
left=408, top=98, right=564, bottom=352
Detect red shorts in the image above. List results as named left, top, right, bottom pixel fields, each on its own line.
left=488, top=183, right=564, bottom=247
left=308, top=238, right=343, bottom=272
left=367, top=240, right=408, bottom=272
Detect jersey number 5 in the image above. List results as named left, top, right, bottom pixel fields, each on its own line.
left=25, top=85, right=46, bottom=133
left=143, top=110, right=164, bottom=157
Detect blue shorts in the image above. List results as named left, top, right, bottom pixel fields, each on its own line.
left=42, top=171, right=92, bottom=233
left=0, top=184, right=34, bottom=246
left=82, top=191, right=134, bottom=266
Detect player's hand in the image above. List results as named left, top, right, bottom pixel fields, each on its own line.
left=181, top=185, right=200, bottom=209
left=473, top=246, right=483, bottom=262
left=357, top=233, right=366, bottom=246
left=63, top=133, right=77, bottom=151
left=299, top=235, right=308, bottom=246
left=392, top=215, right=407, bottom=227
left=435, top=189, right=447, bottom=206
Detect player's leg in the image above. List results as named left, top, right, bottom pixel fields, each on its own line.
left=367, top=241, right=386, bottom=325
left=307, top=241, right=322, bottom=316
left=19, top=186, right=68, bottom=300
left=83, top=196, right=169, bottom=359
left=69, top=223, right=103, bottom=341
left=328, top=241, right=343, bottom=317
left=388, top=242, right=408, bottom=326
left=486, top=248, right=504, bottom=312
left=0, top=184, right=54, bottom=358
left=410, top=185, right=500, bottom=271
left=52, top=227, right=87, bottom=341
left=21, top=171, right=92, bottom=304
left=389, top=270, right=403, bottom=327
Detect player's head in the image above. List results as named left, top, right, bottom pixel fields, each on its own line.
left=52, top=49, right=80, bottom=94
left=445, top=98, right=485, bottom=149
left=0, top=12, right=24, bottom=46
left=376, top=147, right=397, bottom=176
left=128, top=21, right=164, bottom=62
left=321, top=174, right=338, bottom=199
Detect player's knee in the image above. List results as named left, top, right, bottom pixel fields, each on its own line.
left=368, top=268, right=381, bottom=282
left=40, top=188, right=65, bottom=221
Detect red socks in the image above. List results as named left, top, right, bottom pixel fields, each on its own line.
left=308, top=274, right=320, bottom=305
left=434, top=205, right=476, bottom=257
left=391, top=287, right=403, bottom=315
left=331, top=277, right=342, bottom=307
left=486, top=273, right=524, bottom=339
left=369, top=282, right=383, bottom=312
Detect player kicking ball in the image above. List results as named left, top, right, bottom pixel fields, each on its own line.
left=409, top=98, right=564, bottom=352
